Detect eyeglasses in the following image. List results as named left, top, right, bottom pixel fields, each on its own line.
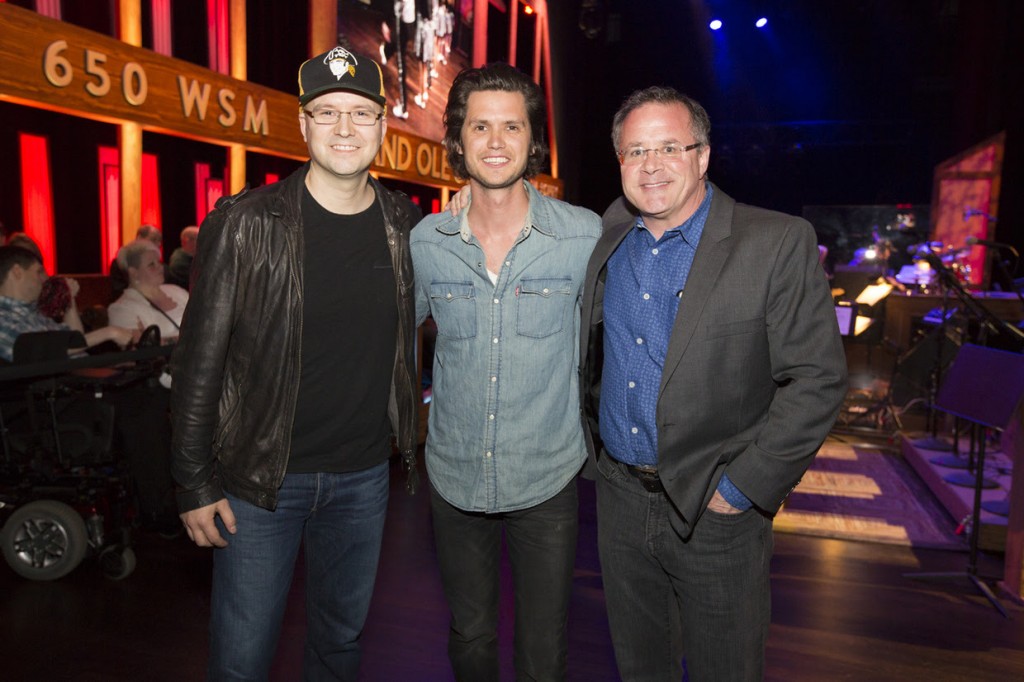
left=303, top=108, right=383, bottom=126
left=617, top=142, right=703, bottom=166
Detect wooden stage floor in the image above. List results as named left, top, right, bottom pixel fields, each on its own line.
left=2, top=452, right=1023, bottom=681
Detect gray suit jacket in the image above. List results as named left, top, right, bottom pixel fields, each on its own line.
left=580, top=184, right=847, bottom=536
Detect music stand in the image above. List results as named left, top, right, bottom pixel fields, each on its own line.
left=905, top=343, right=1024, bottom=617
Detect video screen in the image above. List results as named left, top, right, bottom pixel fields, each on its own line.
left=338, top=0, right=471, bottom=143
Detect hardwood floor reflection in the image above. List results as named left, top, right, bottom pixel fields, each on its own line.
left=2, top=453, right=1022, bottom=681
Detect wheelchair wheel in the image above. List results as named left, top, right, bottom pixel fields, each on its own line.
left=98, top=544, right=136, bottom=580
left=1, top=500, right=89, bottom=580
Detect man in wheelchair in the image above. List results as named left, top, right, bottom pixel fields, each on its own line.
left=0, top=246, right=136, bottom=362
left=1, top=245, right=178, bottom=540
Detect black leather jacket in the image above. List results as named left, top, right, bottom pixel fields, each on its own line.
left=170, top=164, right=420, bottom=513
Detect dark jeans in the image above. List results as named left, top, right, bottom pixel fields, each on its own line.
left=430, top=478, right=579, bottom=682
left=208, top=464, right=389, bottom=682
left=596, top=454, right=772, bottom=682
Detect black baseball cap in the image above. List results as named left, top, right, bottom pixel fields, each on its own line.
left=298, top=46, right=386, bottom=108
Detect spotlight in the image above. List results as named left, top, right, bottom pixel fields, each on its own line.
left=709, top=19, right=723, bottom=31
left=755, top=17, right=768, bottom=28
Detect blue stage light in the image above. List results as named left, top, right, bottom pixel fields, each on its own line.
left=710, top=19, right=723, bottom=31
left=755, top=17, right=768, bottom=28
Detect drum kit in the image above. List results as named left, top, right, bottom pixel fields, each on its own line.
left=845, top=212, right=972, bottom=293
left=895, top=242, right=972, bottom=292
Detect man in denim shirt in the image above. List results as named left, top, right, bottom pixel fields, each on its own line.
left=411, top=63, right=600, bottom=681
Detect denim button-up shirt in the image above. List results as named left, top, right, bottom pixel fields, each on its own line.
left=412, top=181, right=601, bottom=512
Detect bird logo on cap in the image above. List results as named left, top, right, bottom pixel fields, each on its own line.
left=324, top=46, right=357, bottom=80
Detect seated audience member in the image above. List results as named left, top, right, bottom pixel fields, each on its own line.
left=0, top=246, right=134, bottom=362
left=6, top=232, right=43, bottom=262
left=108, top=240, right=189, bottom=342
left=109, top=224, right=164, bottom=301
left=134, top=224, right=164, bottom=256
left=167, top=225, right=198, bottom=290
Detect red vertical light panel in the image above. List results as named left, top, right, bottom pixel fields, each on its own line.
left=195, top=162, right=211, bottom=225
left=207, top=0, right=229, bottom=74
left=264, top=173, right=280, bottom=186
left=205, top=179, right=224, bottom=215
left=141, top=152, right=162, bottom=231
left=98, top=146, right=120, bottom=274
left=35, top=0, right=61, bottom=20
left=19, top=133, right=57, bottom=273
left=151, top=0, right=173, bottom=56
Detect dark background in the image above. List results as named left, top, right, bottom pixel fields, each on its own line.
left=2, top=0, right=1022, bottom=268
left=543, top=0, right=1023, bottom=254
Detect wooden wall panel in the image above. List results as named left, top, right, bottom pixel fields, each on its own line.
left=0, top=3, right=305, bottom=159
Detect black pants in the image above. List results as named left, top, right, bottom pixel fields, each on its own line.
left=596, top=454, right=772, bottom=681
left=430, top=478, right=579, bottom=682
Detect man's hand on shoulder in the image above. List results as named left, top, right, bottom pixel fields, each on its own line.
left=180, top=498, right=237, bottom=548
left=446, top=185, right=471, bottom=216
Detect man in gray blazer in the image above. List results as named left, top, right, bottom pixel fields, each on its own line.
left=580, top=86, right=847, bottom=681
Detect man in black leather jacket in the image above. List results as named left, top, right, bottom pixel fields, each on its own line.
left=170, top=47, right=420, bottom=681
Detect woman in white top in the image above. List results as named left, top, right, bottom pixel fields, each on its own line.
left=107, top=239, right=189, bottom=342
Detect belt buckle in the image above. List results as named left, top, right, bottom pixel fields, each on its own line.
left=637, top=473, right=662, bottom=493
left=632, top=465, right=663, bottom=493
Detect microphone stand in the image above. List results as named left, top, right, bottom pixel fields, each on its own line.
left=913, top=254, right=1024, bottom=459
left=913, top=276, right=956, bottom=451
left=923, top=252, right=1024, bottom=347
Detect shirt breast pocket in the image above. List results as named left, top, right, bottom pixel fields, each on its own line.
left=429, top=282, right=477, bottom=340
left=517, top=277, right=572, bottom=339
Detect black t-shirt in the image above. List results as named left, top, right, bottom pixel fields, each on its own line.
left=288, top=185, right=398, bottom=473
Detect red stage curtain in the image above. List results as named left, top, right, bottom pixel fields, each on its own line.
left=207, top=0, right=229, bottom=74
left=35, top=0, right=60, bottom=20
left=205, top=178, right=224, bottom=215
left=141, top=152, right=162, bottom=232
left=195, top=162, right=211, bottom=225
left=19, top=133, right=57, bottom=273
left=97, top=147, right=161, bottom=267
left=98, top=146, right=120, bottom=274
left=151, top=0, right=172, bottom=56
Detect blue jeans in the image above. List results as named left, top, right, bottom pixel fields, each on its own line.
left=430, top=478, right=579, bottom=682
left=596, top=454, right=772, bottom=682
left=208, top=464, right=389, bottom=681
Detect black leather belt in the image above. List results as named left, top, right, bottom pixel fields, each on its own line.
left=619, top=461, right=664, bottom=493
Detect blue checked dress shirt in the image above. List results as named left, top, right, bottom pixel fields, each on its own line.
left=599, top=184, right=751, bottom=510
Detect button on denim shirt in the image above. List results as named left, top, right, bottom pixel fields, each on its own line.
left=411, top=181, right=601, bottom=512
